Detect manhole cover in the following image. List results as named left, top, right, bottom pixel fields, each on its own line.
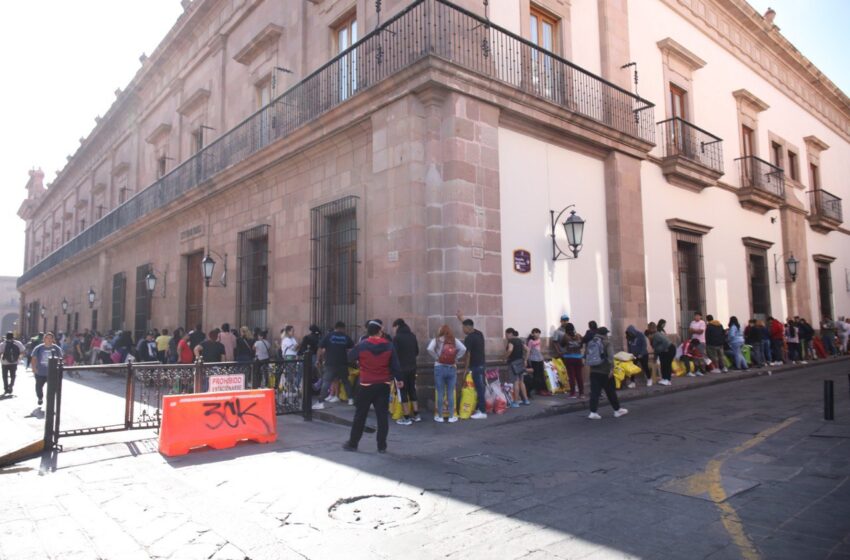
left=328, top=495, right=420, bottom=525
left=451, top=453, right=518, bottom=466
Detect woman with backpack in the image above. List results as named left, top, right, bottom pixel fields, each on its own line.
left=560, top=323, right=585, bottom=398
left=586, top=327, right=628, bottom=420
left=504, top=328, right=530, bottom=407
left=427, top=325, right=466, bottom=423
left=648, top=322, right=674, bottom=386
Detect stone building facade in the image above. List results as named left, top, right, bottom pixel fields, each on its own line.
left=16, top=0, right=850, bottom=353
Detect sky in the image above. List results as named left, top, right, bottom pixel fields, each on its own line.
left=0, top=0, right=848, bottom=279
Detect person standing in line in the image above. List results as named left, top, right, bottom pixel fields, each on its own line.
left=839, top=317, right=850, bottom=355
left=586, top=327, right=628, bottom=420
left=313, top=321, right=355, bottom=410
left=504, top=328, right=529, bottom=406
left=744, top=319, right=765, bottom=367
left=767, top=316, right=785, bottom=365
left=136, top=331, right=159, bottom=363
left=727, top=317, right=748, bottom=371
left=167, top=328, right=183, bottom=364
left=427, top=325, right=467, bottom=423
left=457, top=312, right=488, bottom=420
left=392, top=318, right=420, bottom=425
left=705, top=315, right=727, bottom=373
left=343, top=320, right=403, bottom=453
left=29, top=332, right=63, bottom=406
left=820, top=317, right=838, bottom=357
left=194, top=328, right=226, bottom=363
left=252, top=330, right=271, bottom=388
left=176, top=330, right=195, bottom=364
left=235, top=326, right=255, bottom=363
left=785, top=318, right=802, bottom=364
left=796, top=317, right=813, bottom=361
left=526, top=328, right=547, bottom=396
left=648, top=322, right=674, bottom=386
left=280, top=325, right=299, bottom=360
left=560, top=323, right=585, bottom=398
left=625, top=325, right=650, bottom=387
left=188, top=324, right=205, bottom=350
left=689, top=312, right=707, bottom=356
left=116, top=330, right=134, bottom=362
left=1, top=332, right=26, bottom=395
left=756, top=320, right=771, bottom=365
left=218, top=323, right=237, bottom=362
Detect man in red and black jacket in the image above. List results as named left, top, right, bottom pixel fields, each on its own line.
left=767, top=316, right=785, bottom=365
left=343, top=320, right=403, bottom=453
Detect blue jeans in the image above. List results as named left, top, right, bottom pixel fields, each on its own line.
left=470, top=365, right=486, bottom=413
left=434, top=364, right=457, bottom=417
left=761, top=339, right=772, bottom=363
left=730, top=342, right=748, bottom=370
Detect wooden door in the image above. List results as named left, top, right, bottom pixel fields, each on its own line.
left=185, top=252, right=204, bottom=329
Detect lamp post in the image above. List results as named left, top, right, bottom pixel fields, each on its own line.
left=88, top=288, right=96, bottom=308
left=201, top=250, right=227, bottom=288
left=773, top=253, right=800, bottom=284
left=786, top=254, right=799, bottom=283
left=550, top=205, right=586, bottom=260
left=61, top=298, right=69, bottom=314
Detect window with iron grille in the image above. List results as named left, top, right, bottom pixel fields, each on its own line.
left=91, top=309, right=98, bottom=332
left=27, top=300, right=39, bottom=336
left=73, top=312, right=79, bottom=334
left=673, top=231, right=706, bottom=342
left=747, top=251, right=771, bottom=321
left=111, top=272, right=126, bottom=331
left=311, top=196, right=359, bottom=339
left=817, top=264, right=833, bottom=319
left=236, top=225, right=270, bottom=330
left=134, top=264, right=152, bottom=341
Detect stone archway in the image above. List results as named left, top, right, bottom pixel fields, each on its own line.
left=1, top=312, right=19, bottom=335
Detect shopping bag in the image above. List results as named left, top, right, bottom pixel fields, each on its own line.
left=502, top=383, right=514, bottom=406
left=722, top=354, right=733, bottom=369
left=623, top=361, right=643, bottom=376
left=434, top=389, right=458, bottom=418
left=390, top=382, right=404, bottom=420
left=742, top=345, right=752, bottom=365
left=337, top=379, right=347, bottom=401
left=672, top=359, right=687, bottom=377
left=551, top=359, right=569, bottom=393
left=485, top=381, right=508, bottom=414
left=543, top=361, right=561, bottom=393
left=613, top=359, right=628, bottom=389
left=485, top=368, right=500, bottom=383
left=458, top=373, right=477, bottom=419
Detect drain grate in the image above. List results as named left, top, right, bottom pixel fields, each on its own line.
left=328, top=495, right=420, bottom=526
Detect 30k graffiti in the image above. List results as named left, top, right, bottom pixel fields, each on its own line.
left=202, top=399, right=271, bottom=432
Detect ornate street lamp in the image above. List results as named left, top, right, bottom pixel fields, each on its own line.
left=786, top=254, right=799, bottom=283
left=88, top=288, right=96, bottom=308
left=550, top=205, right=586, bottom=260
left=202, top=250, right=227, bottom=288
left=61, top=298, right=69, bottom=314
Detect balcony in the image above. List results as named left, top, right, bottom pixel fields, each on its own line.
left=657, top=117, right=723, bottom=191
left=735, top=156, right=785, bottom=214
left=18, top=0, right=654, bottom=287
left=807, top=189, right=843, bottom=233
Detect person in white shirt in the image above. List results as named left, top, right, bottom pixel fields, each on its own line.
left=280, top=325, right=299, bottom=359
left=689, top=312, right=707, bottom=351
left=252, top=330, right=271, bottom=388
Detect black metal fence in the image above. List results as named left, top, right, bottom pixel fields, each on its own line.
left=43, top=355, right=313, bottom=448
left=657, top=117, right=723, bottom=174
left=808, top=189, right=843, bottom=223
left=735, top=155, right=785, bottom=198
left=20, top=0, right=654, bottom=288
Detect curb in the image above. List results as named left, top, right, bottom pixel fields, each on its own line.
left=311, top=410, right=376, bottom=433
left=510, top=356, right=850, bottom=424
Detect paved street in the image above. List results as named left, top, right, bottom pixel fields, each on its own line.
left=1, top=360, right=849, bottom=560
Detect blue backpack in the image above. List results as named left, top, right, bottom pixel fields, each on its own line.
left=585, top=335, right=607, bottom=366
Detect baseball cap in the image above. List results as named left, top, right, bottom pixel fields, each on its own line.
left=560, top=314, right=570, bottom=321
left=596, top=326, right=610, bottom=335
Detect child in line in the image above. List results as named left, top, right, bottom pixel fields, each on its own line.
left=681, top=338, right=706, bottom=376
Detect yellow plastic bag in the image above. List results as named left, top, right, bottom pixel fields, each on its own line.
left=623, top=361, right=643, bottom=376
left=672, top=359, right=687, bottom=377
left=339, top=369, right=359, bottom=401
left=613, top=359, right=628, bottom=389
left=434, top=388, right=458, bottom=418
left=390, top=382, right=404, bottom=420
left=338, top=379, right=347, bottom=402
left=458, top=373, right=477, bottom=419
left=551, top=358, right=569, bottom=393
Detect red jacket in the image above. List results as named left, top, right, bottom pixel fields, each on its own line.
left=348, top=336, right=401, bottom=385
left=768, top=319, right=785, bottom=340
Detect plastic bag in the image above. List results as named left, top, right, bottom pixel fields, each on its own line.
left=614, top=351, right=634, bottom=362
left=485, top=368, right=500, bottom=383
left=485, top=381, right=508, bottom=414
left=434, top=388, right=458, bottom=418
left=458, top=373, right=477, bottom=419
left=543, top=361, right=561, bottom=394
left=502, top=383, right=514, bottom=407
left=390, top=381, right=404, bottom=420
left=742, top=345, right=752, bottom=365
left=551, top=359, right=569, bottom=393
left=613, top=359, right=629, bottom=389
left=672, top=359, right=687, bottom=377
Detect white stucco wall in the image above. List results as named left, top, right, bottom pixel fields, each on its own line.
left=498, top=127, right=610, bottom=338
left=630, top=0, right=850, bottom=325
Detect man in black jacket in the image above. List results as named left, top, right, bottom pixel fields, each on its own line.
left=705, top=314, right=726, bottom=373
left=392, top=319, right=420, bottom=424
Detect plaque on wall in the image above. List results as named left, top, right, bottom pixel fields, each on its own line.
left=513, top=249, right=531, bottom=274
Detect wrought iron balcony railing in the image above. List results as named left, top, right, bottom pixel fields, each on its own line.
left=20, top=0, right=654, bottom=286
left=657, top=117, right=723, bottom=174
left=808, top=189, right=843, bottom=223
left=735, top=155, right=785, bottom=198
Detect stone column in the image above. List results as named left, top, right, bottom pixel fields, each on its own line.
left=598, top=0, right=648, bottom=346
left=779, top=204, right=812, bottom=319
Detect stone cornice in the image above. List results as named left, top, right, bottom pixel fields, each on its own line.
left=660, top=0, right=850, bottom=142
left=803, top=135, right=830, bottom=153
left=144, top=123, right=172, bottom=145
left=741, top=236, right=773, bottom=250
left=233, top=24, right=283, bottom=65
left=656, top=37, right=706, bottom=71
left=666, top=218, right=713, bottom=236
left=732, top=89, right=769, bottom=113
left=176, top=88, right=210, bottom=116
left=811, top=253, right=835, bottom=264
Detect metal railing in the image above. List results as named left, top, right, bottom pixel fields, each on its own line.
left=808, top=189, right=843, bottom=223
left=735, top=155, right=785, bottom=198
left=657, top=117, right=723, bottom=174
left=20, top=0, right=654, bottom=287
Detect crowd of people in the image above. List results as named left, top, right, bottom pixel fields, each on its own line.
left=3, top=309, right=848, bottom=452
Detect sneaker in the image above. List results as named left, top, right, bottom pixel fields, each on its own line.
left=312, top=401, right=325, bottom=410
left=709, top=369, right=721, bottom=374
left=521, top=400, right=531, bottom=406
left=588, top=412, right=602, bottom=420
left=695, top=372, right=705, bottom=377
left=447, top=416, right=459, bottom=423
left=722, top=368, right=728, bottom=373
left=471, top=411, right=487, bottom=419
left=342, top=441, right=357, bottom=452
left=434, top=416, right=444, bottom=423
left=326, top=396, right=340, bottom=403
left=412, top=414, right=422, bottom=422
left=509, top=402, right=520, bottom=408
left=627, top=382, right=636, bottom=389
left=800, top=361, right=808, bottom=365
left=396, top=418, right=413, bottom=426
left=377, top=448, right=387, bottom=454
left=614, top=408, right=629, bottom=418
left=686, top=372, right=696, bottom=377
left=37, top=399, right=43, bottom=406
left=348, top=399, right=354, bottom=405
left=568, top=393, right=578, bottom=399
left=646, top=379, right=653, bottom=387
left=658, top=379, right=671, bottom=386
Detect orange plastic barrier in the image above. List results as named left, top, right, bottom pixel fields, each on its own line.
left=159, top=389, right=277, bottom=457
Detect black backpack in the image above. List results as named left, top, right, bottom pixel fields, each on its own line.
left=3, top=341, right=20, bottom=363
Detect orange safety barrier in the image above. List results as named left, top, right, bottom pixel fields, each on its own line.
left=159, top=389, right=277, bottom=457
